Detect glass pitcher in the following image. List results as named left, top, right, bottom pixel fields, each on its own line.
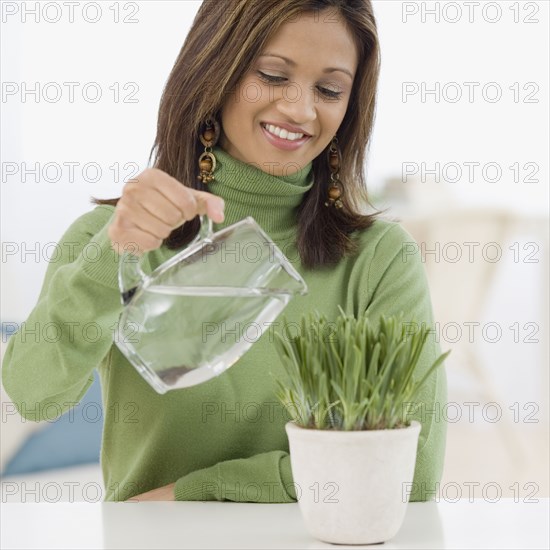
left=112, top=215, right=308, bottom=394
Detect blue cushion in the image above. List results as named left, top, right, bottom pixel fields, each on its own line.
left=3, top=371, right=103, bottom=476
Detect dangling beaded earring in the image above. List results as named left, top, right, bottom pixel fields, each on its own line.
left=324, top=136, right=344, bottom=209
left=197, top=117, right=220, bottom=185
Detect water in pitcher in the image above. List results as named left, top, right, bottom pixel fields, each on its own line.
left=116, top=284, right=290, bottom=389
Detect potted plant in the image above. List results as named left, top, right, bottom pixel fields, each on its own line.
left=273, top=307, right=450, bottom=545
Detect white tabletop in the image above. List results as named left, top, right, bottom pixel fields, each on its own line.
left=1, top=499, right=548, bottom=549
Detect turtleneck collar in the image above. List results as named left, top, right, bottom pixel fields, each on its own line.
left=207, top=145, right=314, bottom=241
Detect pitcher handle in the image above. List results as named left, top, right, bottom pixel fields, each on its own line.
left=189, top=213, right=214, bottom=245
left=118, top=214, right=214, bottom=305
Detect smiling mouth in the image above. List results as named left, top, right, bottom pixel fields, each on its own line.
left=260, top=122, right=311, bottom=142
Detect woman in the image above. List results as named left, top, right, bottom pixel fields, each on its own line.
left=2, top=0, right=447, bottom=502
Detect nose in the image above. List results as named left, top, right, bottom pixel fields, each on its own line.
left=275, top=81, right=317, bottom=124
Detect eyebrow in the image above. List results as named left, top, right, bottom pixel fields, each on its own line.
left=258, top=52, right=354, bottom=80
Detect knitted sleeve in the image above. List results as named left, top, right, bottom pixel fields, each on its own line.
left=1, top=205, right=123, bottom=422
left=173, top=450, right=296, bottom=503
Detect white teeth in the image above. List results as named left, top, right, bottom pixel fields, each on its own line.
left=264, top=124, right=305, bottom=141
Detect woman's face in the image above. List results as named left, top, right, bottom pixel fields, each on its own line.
left=219, top=9, right=359, bottom=177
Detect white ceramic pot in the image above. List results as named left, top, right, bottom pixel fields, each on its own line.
left=285, top=420, right=421, bottom=545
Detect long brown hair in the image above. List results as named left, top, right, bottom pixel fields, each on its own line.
left=91, top=0, right=384, bottom=269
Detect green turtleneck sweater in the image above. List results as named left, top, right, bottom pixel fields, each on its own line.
left=2, top=145, right=447, bottom=502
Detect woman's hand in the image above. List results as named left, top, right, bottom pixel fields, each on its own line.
left=108, top=168, right=225, bottom=256
left=126, top=482, right=176, bottom=502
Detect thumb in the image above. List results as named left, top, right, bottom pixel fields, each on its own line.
left=192, top=190, right=225, bottom=223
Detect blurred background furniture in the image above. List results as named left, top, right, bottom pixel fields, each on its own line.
left=372, top=179, right=549, bottom=496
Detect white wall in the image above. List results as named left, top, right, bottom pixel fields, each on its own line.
left=1, top=1, right=202, bottom=320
